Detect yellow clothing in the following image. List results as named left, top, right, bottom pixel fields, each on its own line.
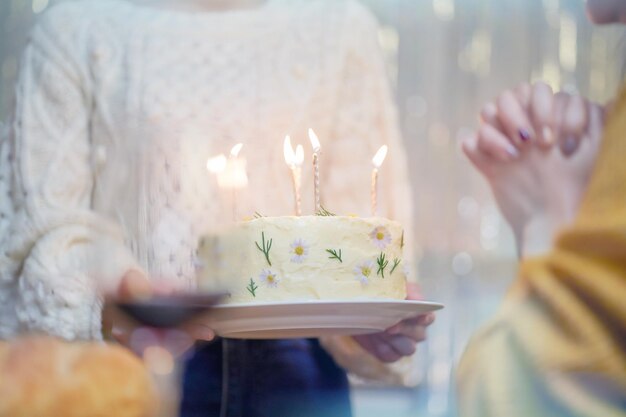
left=458, top=86, right=626, bottom=416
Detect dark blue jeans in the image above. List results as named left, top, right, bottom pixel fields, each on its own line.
left=180, top=338, right=352, bottom=417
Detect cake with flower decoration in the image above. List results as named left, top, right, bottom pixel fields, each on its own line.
left=197, top=213, right=407, bottom=304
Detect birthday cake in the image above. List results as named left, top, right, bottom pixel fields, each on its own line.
left=197, top=214, right=407, bottom=304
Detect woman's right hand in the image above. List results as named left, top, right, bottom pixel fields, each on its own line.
left=463, top=82, right=605, bottom=256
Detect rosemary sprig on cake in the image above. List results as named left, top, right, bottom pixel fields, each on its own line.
left=255, top=231, right=273, bottom=266
left=246, top=278, right=259, bottom=297
left=390, top=258, right=401, bottom=274
left=376, top=252, right=389, bottom=278
left=253, top=211, right=265, bottom=219
left=316, top=206, right=336, bottom=216
left=326, top=249, right=343, bottom=263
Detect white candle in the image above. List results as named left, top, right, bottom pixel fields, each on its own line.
left=371, top=145, right=388, bottom=217
left=284, top=136, right=304, bottom=216
left=207, top=144, right=248, bottom=221
left=308, top=128, right=321, bottom=213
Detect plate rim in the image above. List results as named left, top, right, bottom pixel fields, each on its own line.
left=212, top=299, right=444, bottom=310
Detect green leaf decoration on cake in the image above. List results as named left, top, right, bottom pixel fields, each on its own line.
left=246, top=278, right=259, bottom=297
left=390, top=258, right=401, bottom=274
left=376, top=252, right=389, bottom=278
left=400, top=231, right=405, bottom=249
left=326, top=249, right=343, bottom=263
left=316, top=206, right=336, bottom=216
left=255, top=231, right=273, bottom=266
left=254, top=211, right=265, bottom=219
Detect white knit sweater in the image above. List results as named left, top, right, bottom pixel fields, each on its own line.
left=0, top=0, right=415, bottom=384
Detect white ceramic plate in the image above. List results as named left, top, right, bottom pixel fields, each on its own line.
left=203, top=300, right=444, bottom=339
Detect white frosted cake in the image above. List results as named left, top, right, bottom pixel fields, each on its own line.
left=197, top=215, right=407, bottom=304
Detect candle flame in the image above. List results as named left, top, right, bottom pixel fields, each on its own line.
left=230, top=143, right=244, bottom=157
left=372, top=145, right=388, bottom=168
left=295, top=145, right=304, bottom=165
left=308, top=128, right=321, bottom=152
left=283, top=135, right=296, bottom=166
left=207, top=154, right=227, bottom=173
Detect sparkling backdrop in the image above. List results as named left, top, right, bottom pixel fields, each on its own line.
left=1, top=1, right=625, bottom=416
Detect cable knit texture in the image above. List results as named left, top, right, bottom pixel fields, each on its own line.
left=0, top=0, right=415, bottom=383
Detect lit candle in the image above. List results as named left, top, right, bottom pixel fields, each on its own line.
left=283, top=136, right=304, bottom=216
left=308, top=128, right=321, bottom=213
left=371, top=145, right=388, bottom=217
left=230, top=143, right=243, bottom=158
left=207, top=154, right=227, bottom=174
left=213, top=143, right=248, bottom=189
left=207, top=144, right=248, bottom=221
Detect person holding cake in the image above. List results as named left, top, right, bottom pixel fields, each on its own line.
left=0, top=0, right=432, bottom=416
left=458, top=0, right=626, bottom=412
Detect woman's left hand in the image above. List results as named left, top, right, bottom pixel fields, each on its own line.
left=351, top=283, right=435, bottom=363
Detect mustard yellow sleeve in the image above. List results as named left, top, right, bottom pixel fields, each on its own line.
left=457, top=85, right=626, bottom=416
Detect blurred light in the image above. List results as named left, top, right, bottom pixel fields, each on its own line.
left=457, top=196, right=479, bottom=219
left=480, top=221, right=499, bottom=239
left=559, top=12, right=577, bottom=72
left=377, top=26, right=399, bottom=55
left=143, top=346, right=175, bottom=376
left=207, top=154, right=227, bottom=173
left=32, top=0, right=48, bottom=13
left=432, top=0, right=454, bottom=22
left=458, top=29, right=492, bottom=76
left=452, top=252, right=473, bottom=276
left=480, top=219, right=499, bottom=251
left=480, top=204, right=501, bottom=251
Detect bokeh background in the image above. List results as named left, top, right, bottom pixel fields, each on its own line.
left=1, top=1, right=625, bottom=416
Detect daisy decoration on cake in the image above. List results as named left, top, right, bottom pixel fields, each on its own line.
left=290, top=238, right=309, bottom=263
left=354, top=260, right=375, bottom=285
left=370, top=226, right=391, bottom=250
left=259, top=269, right=280, bottom=288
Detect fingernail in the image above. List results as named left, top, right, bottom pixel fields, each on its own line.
left=519, top=129, right=532, bottom=142
left=542, top=127, right=554, bottom=145
left=505, top=144, right=519, bottom=159
left=561, top=136, right=577, bottom=156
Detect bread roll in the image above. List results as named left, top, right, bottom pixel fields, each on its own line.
left=0, top=336, right=157, bottom=417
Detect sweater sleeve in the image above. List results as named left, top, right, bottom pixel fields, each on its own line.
left=457, top=85, right=626, bottom=417
left=320, top=1, right=419, bottom=386
left=0, top=5, right=141, bottom=341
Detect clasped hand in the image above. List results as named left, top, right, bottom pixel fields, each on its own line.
left=463, top=82, right=605, bottom=256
